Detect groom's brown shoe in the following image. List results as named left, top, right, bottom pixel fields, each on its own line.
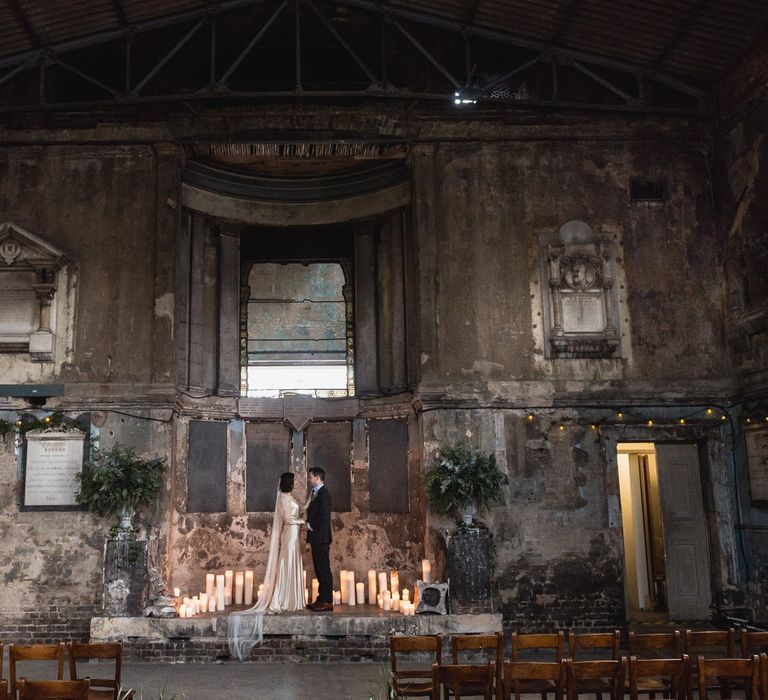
left=311, top=602, right=333, bottom=612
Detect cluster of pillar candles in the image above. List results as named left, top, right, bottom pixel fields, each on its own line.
left=174, top=559, right=432, bottom=618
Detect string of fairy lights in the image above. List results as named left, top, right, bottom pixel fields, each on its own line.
left=516, top=403, right=768, bottom=433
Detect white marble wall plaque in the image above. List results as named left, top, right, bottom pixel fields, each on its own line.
left=746, top=427, right=768, bottom=503
left=24, top=430, right=85, bottom=507
left=561, top=293, right=605, bottom=333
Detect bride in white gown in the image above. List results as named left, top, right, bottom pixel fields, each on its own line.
left=228, top=472, right=306, bottom=660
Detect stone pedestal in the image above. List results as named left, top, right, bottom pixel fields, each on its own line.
left=103, top=534, right=150, bottom=616
left=446, top=527, right=494, bottom=612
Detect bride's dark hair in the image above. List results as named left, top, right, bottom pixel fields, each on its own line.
left=279, top=472, right=295, bottom=493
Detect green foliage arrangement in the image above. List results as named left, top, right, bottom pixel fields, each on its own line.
left=422, top=442, right=508, bottom=521
left=76, top=443, right=165, bottom=521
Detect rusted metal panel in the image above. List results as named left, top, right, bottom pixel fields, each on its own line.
left=187, top=420, right=227, bottom=513
left=369, top=418, right=409, bottom=514
left=245, top=421, right=292, bottom=512
left=306, top=421, right=352, bottom=512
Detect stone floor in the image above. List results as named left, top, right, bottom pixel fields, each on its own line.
left=2, top=658, right=396, bottom=700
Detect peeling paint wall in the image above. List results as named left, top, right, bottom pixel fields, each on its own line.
left=0, top=106, right=754, bottom=642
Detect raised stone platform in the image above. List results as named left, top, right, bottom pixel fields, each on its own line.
left=91, top=604, right=502, bottom=663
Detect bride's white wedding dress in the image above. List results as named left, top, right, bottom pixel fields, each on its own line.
left=267, top=492, right=305, bottom=613
left=228, top=490, right=306, bottom=660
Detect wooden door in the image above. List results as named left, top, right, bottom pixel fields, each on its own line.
left=655, top=443, right=713, bottom=619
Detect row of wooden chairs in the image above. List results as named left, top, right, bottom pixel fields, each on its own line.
left=390, top=629, right=768, bottom=700
left=420, top=654, right=768, bottom=700
left=0, top=641, right=132, bottom=700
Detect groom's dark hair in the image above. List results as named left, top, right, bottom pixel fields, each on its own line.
left=308, top=466, right=325, bottom=481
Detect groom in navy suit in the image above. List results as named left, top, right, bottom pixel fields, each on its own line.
left=306, top=466, right=333, bottom=611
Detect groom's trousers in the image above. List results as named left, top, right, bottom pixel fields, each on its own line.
left=310, top=542, right=333, bottom=604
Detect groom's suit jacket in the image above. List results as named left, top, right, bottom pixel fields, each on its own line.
left=307, top=485, right=332, bottom=545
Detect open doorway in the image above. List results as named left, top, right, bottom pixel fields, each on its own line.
left=617, top=443, right=667, bottom=619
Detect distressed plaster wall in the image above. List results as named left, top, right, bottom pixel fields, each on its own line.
left=0, top=106, right=754, bottom=642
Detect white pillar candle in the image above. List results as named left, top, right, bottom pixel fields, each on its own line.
left=208, top=596, right=216, bottom=613
left=392, top=592, right=400, bottom=611
left=216, top=574, right=225, bottom=610
left=409, top=602, right=415, bottom=615
left=257, top=583, right=264, bottom=600
left=235, top=572, right=244, bottom=605
left=356, top=581, right=365, bottom=604
left=312, top=578, right=319, bottom=603
left=377, top=593, right=383, bottom=608
left=378, top=572, right=387, bottom=596
left=179, top=604, right=187, bottom=618
left=402, top=588, right=409, bottom=602
left=339, top=571, right=348, bottom=604
left=383, top=591, right=391, bottom=611
left=224, top=570, right=234, bottom=606
left=367, top=570, right=377, bottom=605
left=303, top=570, right=307, bottom=592
left=347, top=571, right=356, bottom=606
left=305, top=588, right=309, bottom=604
left=244, top=571, right=254, bottom=606
left=421, top=559, right=432, bottom=583
left=390, top=571, right=399, bottom=596
left=206, top=573, right=215, bottom=601
left=199, top=593, right=207, bottom=612
left=173, top=587, right=181, bottom=598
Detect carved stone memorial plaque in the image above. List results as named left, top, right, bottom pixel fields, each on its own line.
left=23, top=430, right=86, bottom=508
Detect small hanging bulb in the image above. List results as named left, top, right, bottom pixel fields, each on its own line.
left=590, top=424, right=597, bottom=431
left=647, top=419, right=654, bottom=427
left=617, top=412, right=624, bottom=419
left=679, top=418, right=686, bottom=425
left=44, top=415, right=52, bottom=424
left=527, top=414, right=534, bottom=422
left=706, top=408, right=714, bottom=416
left=558, top=424, right=565, bottom=431
left=721, top=415, right=727, bottom=422
left=746, top=417, right=752, bottom=424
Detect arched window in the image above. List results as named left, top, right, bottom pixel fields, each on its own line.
left=244, top=262, right=352, bottom=397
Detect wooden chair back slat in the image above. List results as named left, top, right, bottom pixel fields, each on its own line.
left=510, top=632, right=565, bottom=661
left=628, top=631, right=682, bottom=658
left=503, top=660, right=564, bottom=700
left=569, top=632, right=621, bottom=661
left=67, top=642, right=124, bottom=697
left=628, top=655, right=690, bottom=700
left=686, top=629, right=736, bottom=657
left=697, top=655, right=759, bottom=700
left=565, top=658, right=626, bottom=700
left=1, top=679, right=7, bottom=700
left=17, top=679, right=90, bottom=700
left=9, top=644, right=66, bottom=699
left=431, top=662, right=495, bottom=700
left=760, top=654, right=768, bottom=700
left=451, top=633, right=503, bottom=697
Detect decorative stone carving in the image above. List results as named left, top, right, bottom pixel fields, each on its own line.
left=541, top=220, right=620, bottom=359
left=0, top=222, right=67, bottom=361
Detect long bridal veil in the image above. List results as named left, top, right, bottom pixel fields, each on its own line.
left=228, top=488, right=284, bottom=661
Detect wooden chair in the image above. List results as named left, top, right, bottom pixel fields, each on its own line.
left=9, top=644, right=66, bottom=700
left=432, top=662, right=496, bottom=700
left=1, top=680, right=7, bottom=700
left=568, top=632, right=621, bottom=700
left=627, top=632, right=683, bottom=697
left=503, top=659, right=564, bottom=700
left=741, top=630, right=768, bottom=658
left=67, top=642, right=133, bottom=700
left=685, top=629, right=736, bottom=700
left=760, top=654, right=768, bottom=700
left=389, top=635, right=442, bottom=699
left=17, top=679, right=90, bottom=700
left=627, top=655, right=690, bottom=700
left=449, top=634, right=503, bottom=700
left=565, top=659, right=626, bottom=700
left=509, top=633, right=565, bottom=700
left=697, top=655, right=760, bottom=700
